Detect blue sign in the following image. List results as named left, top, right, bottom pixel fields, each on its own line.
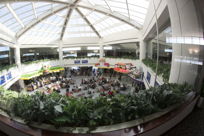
left=0, top=75, right=6, bottom=85
left=82, top=60, right=88, bottom=64
left=6, top=72, right=12, bottom=80
left=146, top=72, right=151, bottom=83
left=74, top=60, right=80, bottom=64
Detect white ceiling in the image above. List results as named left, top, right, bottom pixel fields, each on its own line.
left=0, top=0, right=150, bottom=45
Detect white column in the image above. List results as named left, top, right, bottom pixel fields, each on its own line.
left=58, top=40, right=63, bottom=66
left=139, top=40, right=146, bottom=61
left=19, top=79, right=25, bottom=92
left=99, top=44, right=104, bottom=59
left=14, top=45, right=21, bottom=68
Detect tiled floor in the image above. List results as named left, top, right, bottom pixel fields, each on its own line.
left=163, top=108, right=204, bottom=136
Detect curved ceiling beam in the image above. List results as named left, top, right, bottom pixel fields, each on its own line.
left=60, top=8, right=73, bottom=40
left=60, top=0, right=81, bottom=40
left=16, top=5, right=68, bottom=38
left=77, top=3, right=142, bottom=29
left=76, top=8, right=101, bottom=38
left=1, top=0, right=142, bottom=30
left=6, top=3, right=24, bottom=28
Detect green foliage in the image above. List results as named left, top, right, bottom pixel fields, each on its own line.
left=21, top=66, right=63, bottom=79
left=0, top=84, right=191, bottom=128
left=49, top=67, right=63, bottom=70
left=0, top=87, right=18, bottom=114
left=105, top=56, right=138, bottom=60
left=142, top=59, right=171, bottom=82
left=63, top=56, right=99, bottom=60
left=22, top=59, right=57, bottom=65
left=0, top=64, right=17, bottom=73
left=63, top=56, right=138, bottom=60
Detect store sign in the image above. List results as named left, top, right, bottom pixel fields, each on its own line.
left=82, top=60, right=88, bottom=64
left=74, top=60, right=80, bottom=64
left=6, top=72, right=12, bottom=80
left=0, top=75, right=6, bottom=85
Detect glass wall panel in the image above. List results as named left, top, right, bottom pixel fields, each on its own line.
left=0, top=46, right=15, bottom=66
left=104, top=43, right=139, bottom=59
left=20, top=48, right=58, bottom=62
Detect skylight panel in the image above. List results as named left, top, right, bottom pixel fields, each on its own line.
left=95, top=23, right=104, bottom=30
left=109, top=6, right=128, bottom=16
left=8, top=25, right=22, bottom=33
left=84, top=26, right=91, bottom=31
left=9, top=23, right=22, bottom=31
left=21, top=15, right=35, bottom=24
left=108, top=1, right=126, bottom=9
left=45, top=15, right=64, bottom=26
left=35, top=3, right=53, bottom=17
left=1, top=15, right=15, bottom=25
left=15, top=9, right=33, bottom=18
left=130, top=12, right=146, bottom=20
left=52, top=3, right=62, bottom=8
left=3, top=18, right=15, bottom=26
left=128, top=0, right=149, bottom=8
left=11, top=2, right=30, bottom=10
left=36, top=6, right=51, bottom=13
left=128, top=5, right=147, bottom=14
left=0, top=5, right=5, bottom=9
left=35, top=2, right=51, bottom=8
left=18, top=8, right=65, bottom=44
left=69, top=18, right=86, bottom=25
left=86, top=11, right=106, bottom=24
left=71, top=10, right=81, bottom=17
left=0, top=7, right=10, bottom=17
left=77, top=8, right=91, bottom=16
left=56, top=9, right=67, bottom=17
left=88, top=0, right=107, bottom=6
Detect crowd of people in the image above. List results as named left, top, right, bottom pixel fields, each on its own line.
left=24, top=67, right=143, bottom=98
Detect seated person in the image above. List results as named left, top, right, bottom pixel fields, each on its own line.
left=66, top=88, right=69, bottom=92
left=108, top=90, right=114, bottom=96
left=66, top=92, right=73, bottom=97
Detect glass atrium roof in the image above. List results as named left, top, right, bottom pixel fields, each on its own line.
left=0, top=0, right=150, bottom=44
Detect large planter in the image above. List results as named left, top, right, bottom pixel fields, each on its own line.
left=0, top=92, right=197, bottom=136
left=0, top=104, right=178, bottom=134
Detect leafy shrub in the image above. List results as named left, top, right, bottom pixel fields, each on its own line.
left=22, top=59, right=57, bottom=65
left=0, top=64, right=17, bottom=73
left=142, top=59, right=171, bottom=82
left=0, top=84, right=191, bottom=128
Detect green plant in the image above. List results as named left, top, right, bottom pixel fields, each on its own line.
left=21, top=66, right=63, bottom=79
left=0, top=64, right=17, bottom=73
left=0, top=84, right=191, bottom=128
left=22, top=59, right=57, bottom=65
left=142, top=59, right=171, bottom=82
left=105, top=56, right=138, bottom=60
